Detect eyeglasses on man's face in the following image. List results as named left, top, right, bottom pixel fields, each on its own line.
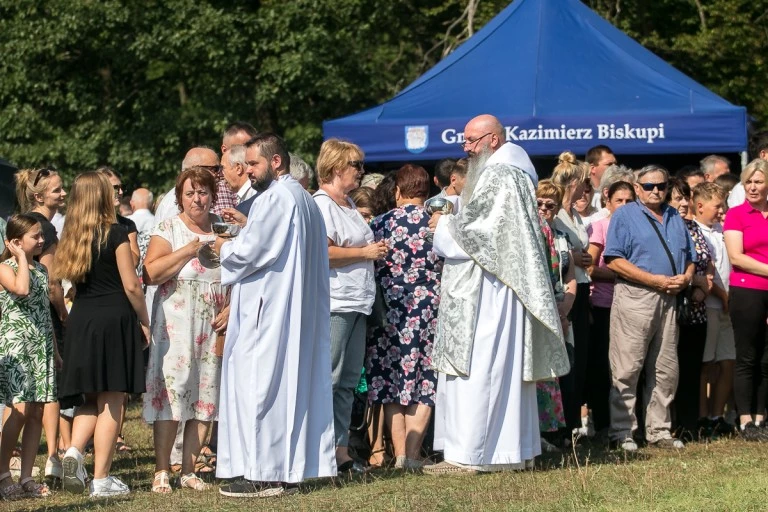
left=460, top=133, right=492, bottom=148
left=198, top=165, right=223, bottom=174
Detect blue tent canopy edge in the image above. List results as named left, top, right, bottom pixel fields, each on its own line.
left=323, top=0, right=747, bottom=161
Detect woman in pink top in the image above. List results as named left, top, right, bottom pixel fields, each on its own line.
left=585, top=181, right=635, bottom=432
left=723, top=158, right=768, bottom=440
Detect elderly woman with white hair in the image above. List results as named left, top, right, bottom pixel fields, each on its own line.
left=585, top=164, right=636, bottom=225
left=288, top=152, right=314, bottom=190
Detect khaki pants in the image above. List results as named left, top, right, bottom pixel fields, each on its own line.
left=609, top=281, right=679, bottom=443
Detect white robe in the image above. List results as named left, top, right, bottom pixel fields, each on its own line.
left=432, top=217, right=541, bottom=469
left=216, top=178, right=336, bottom=482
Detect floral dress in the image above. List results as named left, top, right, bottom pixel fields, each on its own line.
left=143, top=216, right=227, bottom=422
left=365, top=204, right=442, bottom=406
left=684, top=219, right=711, bottom=325
left=0, top=259, right=56, bottom=404
left=536, top=219, right=566, bottom=432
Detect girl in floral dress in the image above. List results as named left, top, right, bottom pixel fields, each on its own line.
left=0, top=214, right=60, bottom=499
left=365, top=165, right=442, bottom=469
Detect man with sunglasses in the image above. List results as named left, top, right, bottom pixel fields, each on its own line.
left=425, top=115, right=568, bottom=475
left=603, top=165, right=696, bottom=452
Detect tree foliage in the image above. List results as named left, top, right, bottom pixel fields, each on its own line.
left=0, top=0, right=764, bottom=191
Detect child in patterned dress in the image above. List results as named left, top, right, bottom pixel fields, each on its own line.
left=0, top=214, right=60, bottom=499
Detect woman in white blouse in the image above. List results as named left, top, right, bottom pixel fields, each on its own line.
left=313, top=139, right=387, bottom=474
left=551, top=151, right=593, bottom=438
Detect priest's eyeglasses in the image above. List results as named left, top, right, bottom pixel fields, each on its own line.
left=460, top=133, right=492, bottom=148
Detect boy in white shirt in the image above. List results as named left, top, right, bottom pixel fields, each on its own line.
left=693, top=182, right=736, bottom=437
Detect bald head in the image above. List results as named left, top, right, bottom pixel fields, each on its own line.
left=130, top=188, right=154, bottom=210
left=463, top=114, right=505, bottom=157
left=181, top=147, right=219, bottom=171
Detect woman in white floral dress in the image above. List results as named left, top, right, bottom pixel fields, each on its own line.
left=142, top=167, right=228, bottom=493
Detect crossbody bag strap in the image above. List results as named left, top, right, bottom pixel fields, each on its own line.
left=643, top=213, right=677, bottom=275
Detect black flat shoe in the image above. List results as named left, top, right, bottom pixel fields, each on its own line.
left=337, top=460, right=367, bottom=475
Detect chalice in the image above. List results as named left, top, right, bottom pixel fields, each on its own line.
left=197, top=243, right=220, bottom=269
left=424, top=197, right=454, bottom=242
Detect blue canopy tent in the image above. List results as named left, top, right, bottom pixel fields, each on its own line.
left=323, top=0, right=747, bottom=162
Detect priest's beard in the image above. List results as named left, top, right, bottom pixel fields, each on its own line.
left=250, top=165, right=275, bottom=192
left=461, top=147, right=493, bottom=205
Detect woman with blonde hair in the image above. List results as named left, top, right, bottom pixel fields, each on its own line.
left=14, top=168, right=68, bottom=484
left=54, top=171, right=149, bottom=497
left=723, top=159, right=768, bottom=439
left=313, top=139, right=387, bottom=474
left=550, top=151, right=593, bottom=438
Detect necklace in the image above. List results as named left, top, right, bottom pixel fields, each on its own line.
left=321, top=186, right=349, bottom=208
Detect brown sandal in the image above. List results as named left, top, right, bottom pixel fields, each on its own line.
left=0, top=472, right=23, bottom=501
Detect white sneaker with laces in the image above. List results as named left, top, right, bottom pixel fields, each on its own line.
left=62, top=448, right=87, bottom=494
left=89, top=475, right=130, bottom=497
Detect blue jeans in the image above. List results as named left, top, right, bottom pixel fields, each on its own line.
left=329, top=312, right=367, bottom=447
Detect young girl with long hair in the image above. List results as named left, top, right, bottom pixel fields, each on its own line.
left=53, top=172, right=150, bottom=498
left=0, top=214, right=60, bottom=499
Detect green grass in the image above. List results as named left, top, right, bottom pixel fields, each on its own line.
left=5, top=403, right=768, bottom=511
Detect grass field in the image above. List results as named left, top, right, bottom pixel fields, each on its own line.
left=4, top=402, right=768, bottom=511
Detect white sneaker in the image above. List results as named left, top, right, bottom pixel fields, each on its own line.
left=618, top=437, right=638, bottom=452
left=45, top=456, right=63, bottom=479
left=89, top=475, right=130, bottom=498
left=62, top=448, right=87, bottom=494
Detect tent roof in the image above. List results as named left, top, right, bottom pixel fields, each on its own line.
left=323, top=0, right=747, bottom=161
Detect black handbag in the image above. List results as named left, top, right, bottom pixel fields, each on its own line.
left=643, top=214, right=693, bottom=325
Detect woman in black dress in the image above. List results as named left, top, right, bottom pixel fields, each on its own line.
left=53, top=171, right=149, bottom=498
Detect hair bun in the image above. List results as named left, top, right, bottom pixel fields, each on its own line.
left=557, top=151, right=576, bottom=165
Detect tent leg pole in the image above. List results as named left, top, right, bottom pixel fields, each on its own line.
left=741, top=150, right=748, bottom=169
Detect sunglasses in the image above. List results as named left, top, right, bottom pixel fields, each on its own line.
left=113, top=184, right=123, bottom=192
left=639, top=182, right=668, bottom=192
left=537, top=199, right=558, bottom=211
left=33, top=168, right=53, bottom=187
left=348, top=160, right=364, bottom=171
left=198, top=164, right=223, bottom=174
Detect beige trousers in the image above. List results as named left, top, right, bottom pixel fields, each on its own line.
left=609, top=281, right=679, bottom=443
